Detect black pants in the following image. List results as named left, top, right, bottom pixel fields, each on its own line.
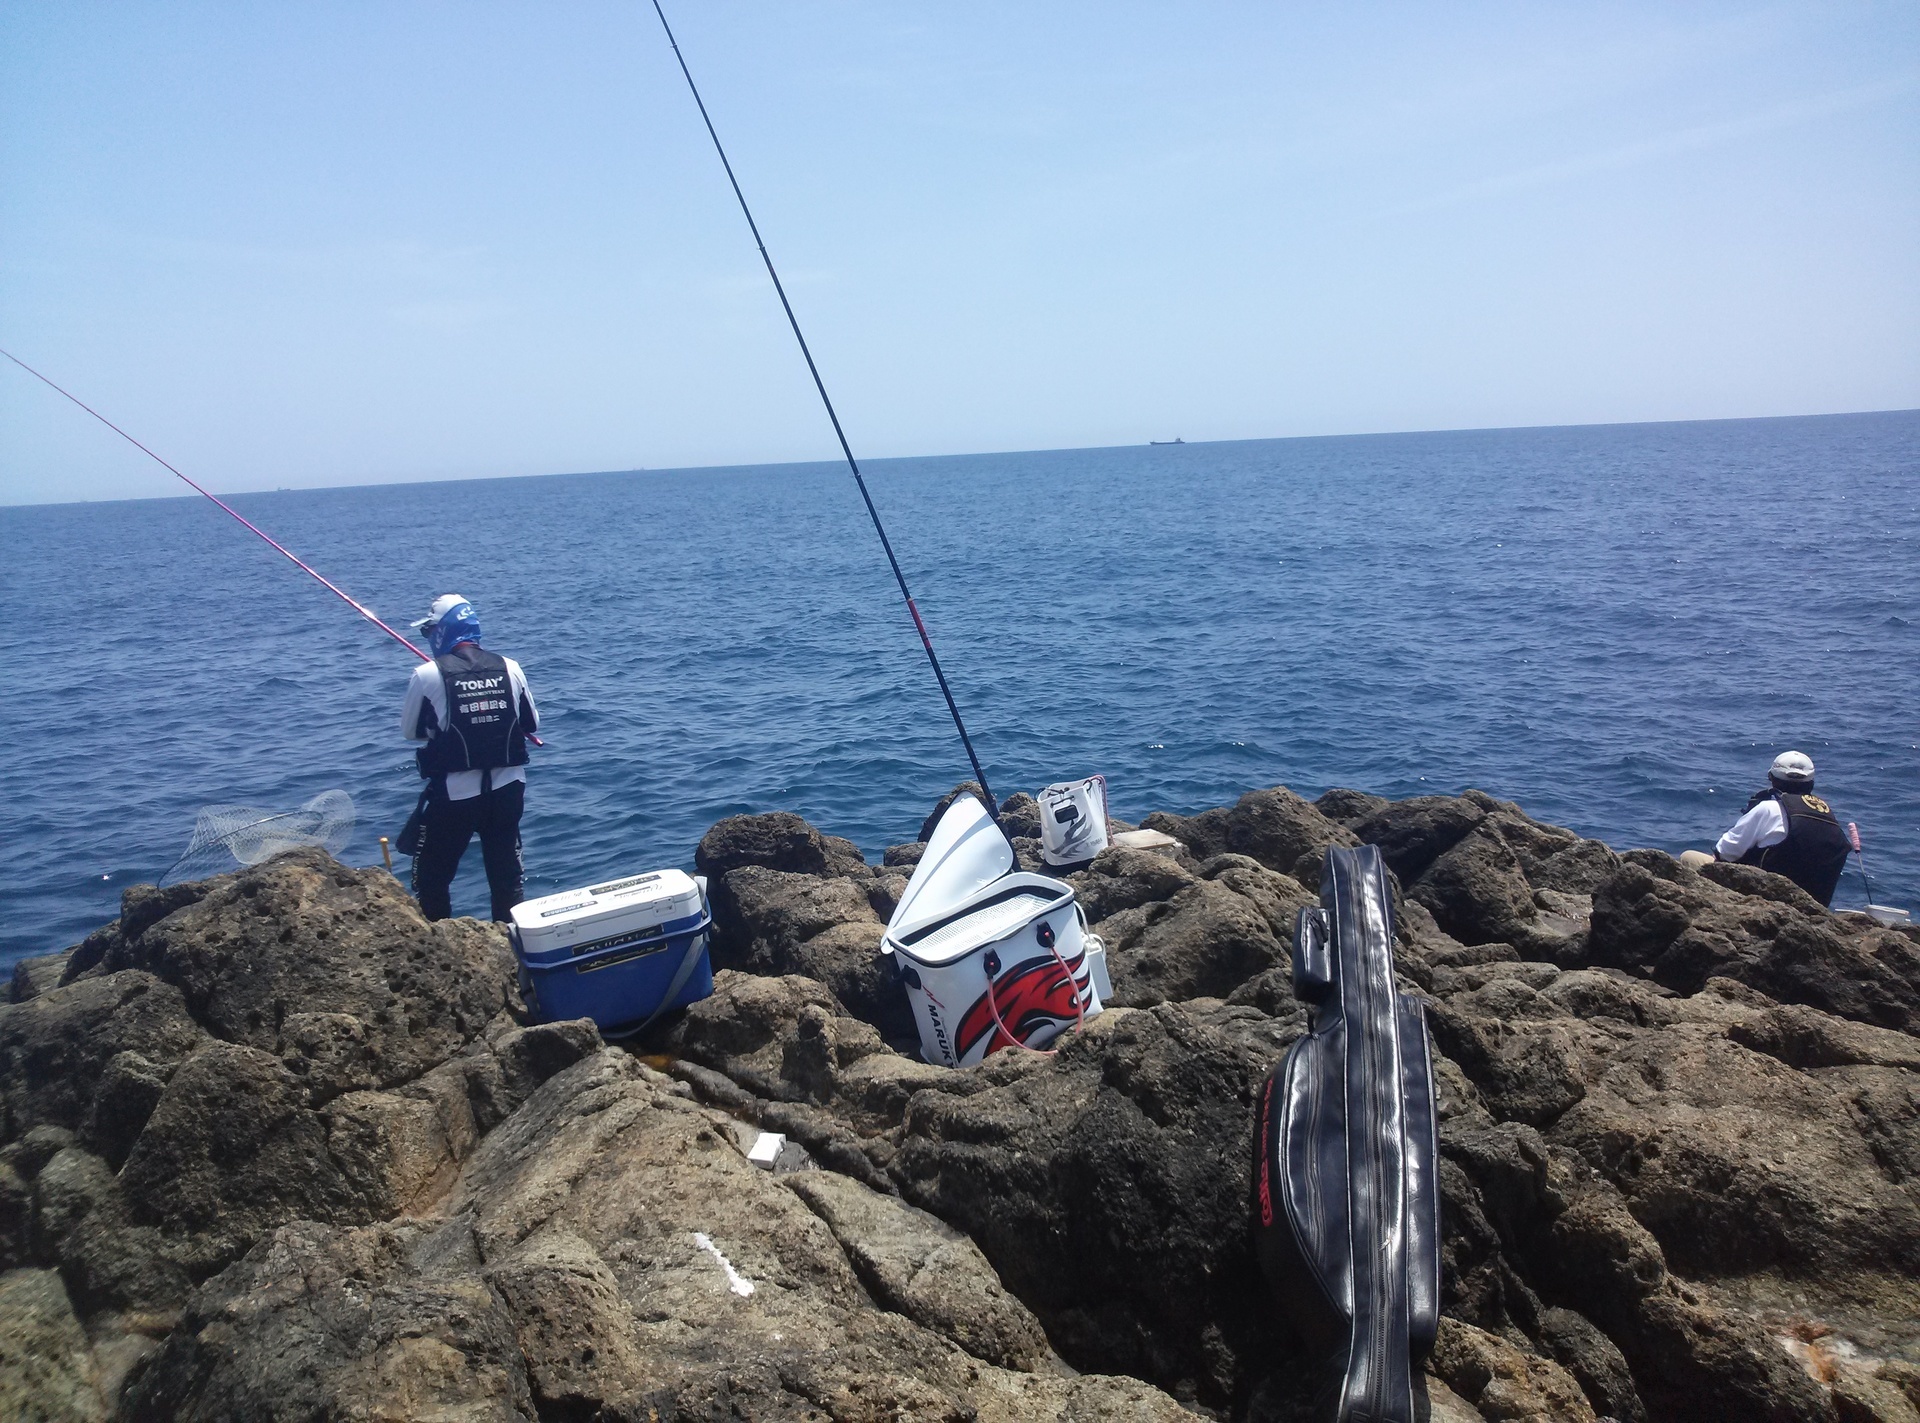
left=412, top=779, right=525, bottom=923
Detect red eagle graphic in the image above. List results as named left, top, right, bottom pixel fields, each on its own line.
left=955, top=950, right=1087, bottom=1062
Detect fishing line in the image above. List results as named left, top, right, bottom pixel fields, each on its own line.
left=2, top=347, right=431, bottom=661
left=648, top=1, right=998, bottom=812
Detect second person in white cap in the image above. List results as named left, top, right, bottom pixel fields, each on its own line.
left=1704, top=751, right=1851, bottom=906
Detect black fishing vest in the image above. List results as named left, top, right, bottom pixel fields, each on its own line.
left=1738, top=791, right=1850, bottom=907
left=416, top=647, right=528, bottom=778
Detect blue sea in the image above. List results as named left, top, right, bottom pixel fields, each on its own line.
left=4, top=412, right=1917, bottom=969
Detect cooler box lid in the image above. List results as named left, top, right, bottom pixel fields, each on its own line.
left=510, top=869, right=705, bottom=955
left=887, top=795, right=1015, bottom=942
left=887, top=873, right=1075, bottom=968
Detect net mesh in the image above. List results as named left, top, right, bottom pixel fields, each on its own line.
left=163, top=790, right=356, bottom=885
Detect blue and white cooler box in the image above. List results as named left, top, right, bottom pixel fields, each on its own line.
left=509, top=869, right=713, bottom=1038
left=883, top=795, right=1109, bottom=1068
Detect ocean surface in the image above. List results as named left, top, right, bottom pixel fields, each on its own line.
left=4, top=412, right=1917, bottom=969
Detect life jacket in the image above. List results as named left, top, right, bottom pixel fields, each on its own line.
left=416, top=646, right=528, bottom=778
left=1738, top=790, right=1850, bottom=907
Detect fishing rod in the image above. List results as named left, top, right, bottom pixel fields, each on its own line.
left=6, top=348, right=546, bottom=749
left=3, top=347, right=431, bottom=660
left=648, top=1, right=998, bottom=813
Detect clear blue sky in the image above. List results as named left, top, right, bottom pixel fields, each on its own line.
left=3, top=1, right=1916, bottom=504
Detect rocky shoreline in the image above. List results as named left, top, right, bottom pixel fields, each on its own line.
left=3, top=783, right=1917, bottom=1422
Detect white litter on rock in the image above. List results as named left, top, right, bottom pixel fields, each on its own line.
left=747, top=1131, right=786, bottom=1169
left=1109, top=828, right=1183, bottom=854
left=692, top=1232, right=754, bottom=1297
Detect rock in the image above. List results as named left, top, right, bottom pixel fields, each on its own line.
left=121, top=1217, right=535, bottom=1423
left=1071, top=846, right=1200, bottom=924
left=92, top=849, right=518, bottom=1103
left=0, top=1267, right=107, bottom=1423
left=1410, top=824, right=1542, bottom=947
left=1536, top=1304, right=1647, bottom=1423
left=1147, top=785, right=1358, bottom=885
left=696, top=810, right=869, bottom=880
left=884, top=841, right=927, bottom=869
left=892, top=1005, right=1285, bottom=1412
left=1440, top=1117, right=1845, bottom=1423
left=282, top=1047, right=1184, bottom=1422
left=118, top=1042, right=363, bottom=1259
left=85, top=1051, right=172, bottom=1170
left=1832, top=1358, right=1920, bottom=1423
left=484, top=1225, right=651, bottom=1416
left=59, top=880, right=213, bottom=984
left=785, top=920, right=916, bottom=1043
left=489, top=1018, right=604, bottom=1105
left=1313, top=786, right=1390, bottom=827
left=1428, top=1316, right=1599, bottom=1422
left=8, top=952, right=72, bottom=1004
left=19, top=788, right=1920, bottom=1423
left=1352, top=794, right=1486, bottom=883
left=921, top=781, right=993, bottom=843
left=868, top=870, right=910, bottom=920
left=786, top=1169, right=1055, bottom=1372
left=1096, top=878, right=1287, bottom=1006
left=710, top=865, right=879, bottom=967
left=1589, top=854, right=1920, bottom=1033
left=1425, top=982, right=1589, bottom=1128
left=1546, top=999, right=1920, bottom=1290
left=0, top=1163, right=27, bottom=1270
left=996, top=791, right=1043, bottom=840
left=1199, top=855, right=1320, bottom=940
left=0, top=971, right=206, bottom=1145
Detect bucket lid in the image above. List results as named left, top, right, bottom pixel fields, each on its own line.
left=886, top=794, right=1014, bottom=942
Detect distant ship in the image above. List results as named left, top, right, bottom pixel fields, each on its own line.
left=1149, top=437, right=1185, bottom=445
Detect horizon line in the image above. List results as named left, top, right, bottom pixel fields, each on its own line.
left=5, top=403, right=1915, bottom=511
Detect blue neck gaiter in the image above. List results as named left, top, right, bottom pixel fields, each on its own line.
left=429, top=604, right=482, bottom=656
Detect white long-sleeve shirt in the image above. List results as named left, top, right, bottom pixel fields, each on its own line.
left=401, top=653, right=538, bottom=801
left=1715, top=798, right=1788, bottom=862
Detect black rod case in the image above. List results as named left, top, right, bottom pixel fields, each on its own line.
left=1254, top=843, right=1441, bottom=1423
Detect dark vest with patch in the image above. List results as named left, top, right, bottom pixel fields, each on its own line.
left=416, top=647, right=528, bottom=778
left=1738, top=791, right=1850, bottom=907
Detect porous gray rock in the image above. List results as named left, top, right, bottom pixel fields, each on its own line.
left=696, top=809, right=870, bottom=881
left=1146, top=785, right=1359, bottom=885
left=920, top=781, right=994, bottom=843
left=1313, top=786, right=1390, bottom=827
left=132, top=1047, right=1193, bottom=1422
left=1409, top=824, right=1542, bottom=947
left=892, top=1004, right=1288, bottom=1412
left=0, top=1268, right=106, bottom=1423
left=0, top=970, right=206, bottom=1145
left=8, top=783, right=1916, bottom=1423
left=785, top=1168, right=1056, bottom=1372
left=7, top=951, right=72, bottom=1004
left=995, top=790, right=1043, bottom=840
left=1588, top=853, right=1920, bottom=1032
left=1352, top=794, right=1487, bottom=883
left=1096, top=878, right=1288, bottom=1006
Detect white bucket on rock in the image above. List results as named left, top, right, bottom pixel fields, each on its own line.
left=1038, top=775, right=1110, bottom=868
left=884, top=794, right=1104, bottom=1068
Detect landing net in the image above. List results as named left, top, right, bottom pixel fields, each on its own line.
left=162, top=790, right=356, bottom=885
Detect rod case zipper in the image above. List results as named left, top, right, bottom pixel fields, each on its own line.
left=1253, top=844, right=1441, bottom=1422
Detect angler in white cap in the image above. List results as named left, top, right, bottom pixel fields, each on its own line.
left=1699, top=751, right=1852, bottom=907
left=398, top=595, right=539, bottom=922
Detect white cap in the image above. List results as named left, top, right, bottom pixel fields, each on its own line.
left=412, top=593, right=468, bottom=632
left=1769, top=751, right=1815, bottom=786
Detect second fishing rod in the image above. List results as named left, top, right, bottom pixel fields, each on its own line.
left=648, top=0, right=998, bottom=816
